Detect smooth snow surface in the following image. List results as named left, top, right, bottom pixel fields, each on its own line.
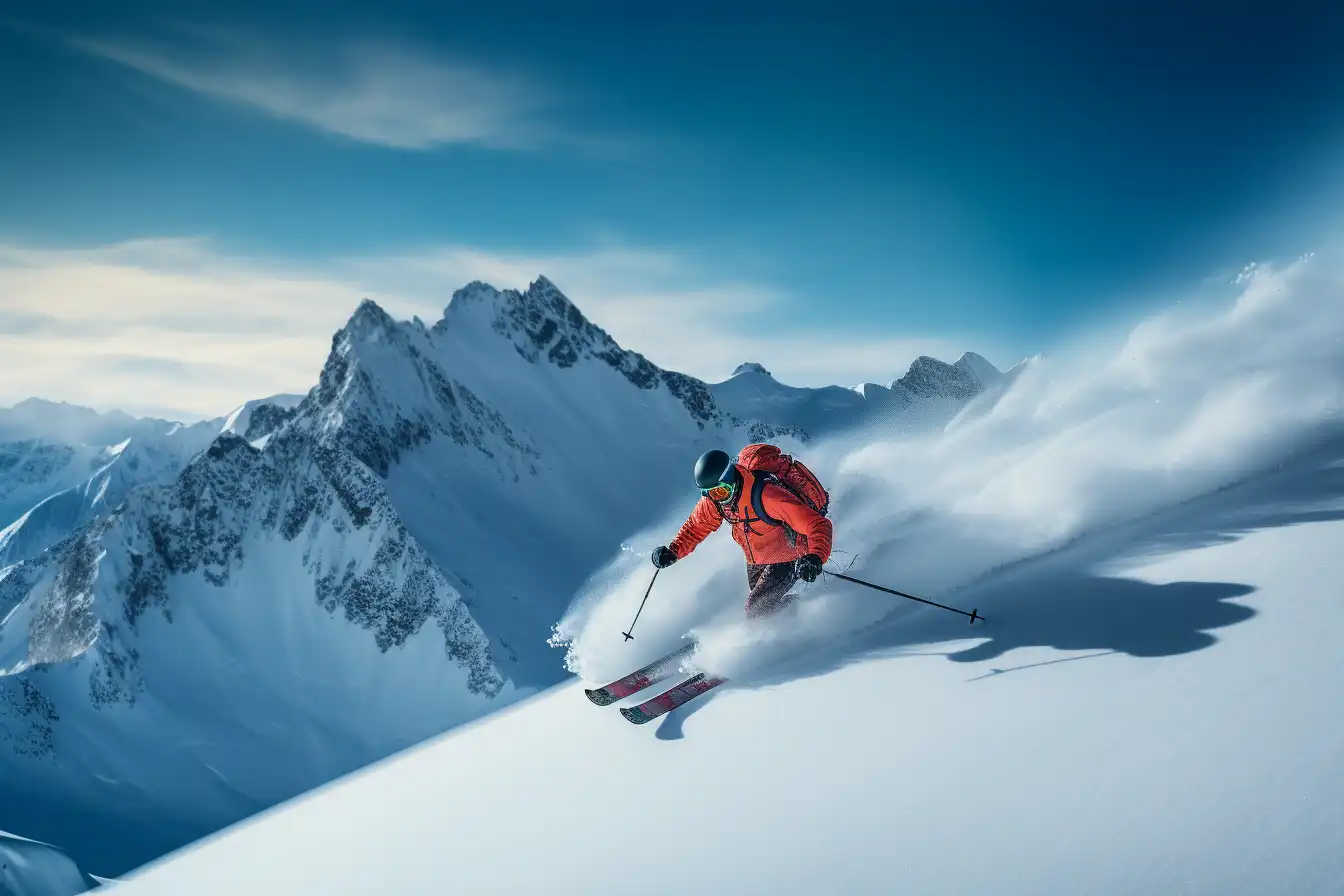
left=112, top=254, right=1343, bottom=894
left=0, top=830, right=95, bottom=896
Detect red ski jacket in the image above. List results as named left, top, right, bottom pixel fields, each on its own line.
left=668, top=465, right=833, bottom=566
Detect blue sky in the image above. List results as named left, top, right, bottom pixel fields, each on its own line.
left=3, top=1, right=1344, bottom=417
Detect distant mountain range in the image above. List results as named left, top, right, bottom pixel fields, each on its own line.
left=709, top=351, right=1022, bottom=437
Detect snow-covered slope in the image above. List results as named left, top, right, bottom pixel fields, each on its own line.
left=0, top=829, right=98, bottom=896
left=219, top=394, right=304, bottom=444
left=710, top=362, right=870, bottom=435
left=0, top=400, right=175, bottom=447
left=0, top=423, right=223, bottom=570
left=0, top=441, right=112, bottom=540
left=109, top=436, right=1344, bottom=895
left=0, top=276, right=790, bottom=876
left=710, top=352, right=1007, bottom=438
left=0, top=395, right=308, bottom=570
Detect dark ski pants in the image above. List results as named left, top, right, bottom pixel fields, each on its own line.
left=745, top=561, right=799, bottom=618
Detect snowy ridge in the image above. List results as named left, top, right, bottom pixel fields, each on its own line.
left=1, top=394, right=305, bottom=570
left=437, top=276, right=723, bottom=426
left=711, top=350, right=1011, bottom=438
left=0, top=399, right=195, bottom=533
left=894, top=352, right=997, bottom=401
left=302, top=297, right=544, bottom=480
left=0, top=399, right=175, bottom=447
left=0, top=828, right=97, bottom=895
left=0, top=441, right=111, bottom=540
left=220, top=394, right=304, bottom=443
left=0, top=422, right=226, bottom=570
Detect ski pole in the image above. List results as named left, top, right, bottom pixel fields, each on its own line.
left=622, top=568, right=660, bottom=641
left=825, top=571, right=983, bottom=624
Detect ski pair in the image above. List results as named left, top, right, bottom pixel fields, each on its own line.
left=584, top=641, right=727, bottom=724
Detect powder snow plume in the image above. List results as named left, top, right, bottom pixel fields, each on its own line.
left=553, top=251, right=1344, bottom=686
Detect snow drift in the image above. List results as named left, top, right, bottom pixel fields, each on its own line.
left=0, top=829, right=97, bottom=896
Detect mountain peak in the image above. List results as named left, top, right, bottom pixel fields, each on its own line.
left=893, top=355, right=984, bottom=401
left=342, top=298, right=398, bottom=340
left=731, top=362, right=773, bottom=378
left=952, top=352, right=1003, bottom=387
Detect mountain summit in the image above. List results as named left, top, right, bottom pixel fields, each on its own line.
left=730, top=362, right=773, bottom=378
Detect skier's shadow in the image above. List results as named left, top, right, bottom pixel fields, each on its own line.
left=891, top=574, right=1256, bottom=665
left=654, top=696, right=715, bottom=741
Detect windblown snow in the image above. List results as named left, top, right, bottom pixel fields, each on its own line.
left=101, top=251, right=1344, bottom=895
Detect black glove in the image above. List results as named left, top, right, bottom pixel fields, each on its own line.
left=795, top=553, right=823, bottom=583
left=651, top=546, right=678, bottom=569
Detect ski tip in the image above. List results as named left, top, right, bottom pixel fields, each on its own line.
left=585, top=688, right=617, bottom=707
left=620, top=706, right=654, bottom=725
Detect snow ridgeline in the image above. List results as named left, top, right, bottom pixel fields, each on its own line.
left=0, top=829, right=100, bottom=895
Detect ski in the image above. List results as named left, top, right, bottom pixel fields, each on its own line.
left=620, top=672, right=729, bottom=725
left=584, top=641, right=698, bottom=706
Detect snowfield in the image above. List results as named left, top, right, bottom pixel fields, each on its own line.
left=107, top=253, right=1344, bottom=894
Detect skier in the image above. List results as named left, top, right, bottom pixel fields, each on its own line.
left=651, top=446, right=833, bottom=618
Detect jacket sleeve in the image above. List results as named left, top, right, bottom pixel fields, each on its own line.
left=668, top=497, right=723, bottom=559
left=763, top=485, right=833, bottom=564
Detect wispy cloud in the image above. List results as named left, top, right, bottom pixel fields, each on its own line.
left=0, top=239, right=370, bottom=419
left=63, top=24, right=567, bottom=150
left=0, top=238, right=982, bottom=420
left=0, top=308, right=64, bottom=334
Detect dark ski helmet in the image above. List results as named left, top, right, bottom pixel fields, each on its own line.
left=694, top=449, right=741, bottom=502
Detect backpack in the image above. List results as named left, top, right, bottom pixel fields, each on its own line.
left=735, top=443, right=830, bottom=530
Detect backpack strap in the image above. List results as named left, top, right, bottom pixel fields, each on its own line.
left=750, top=474, right=801, bottom=547
left=750, top=474, right=780, bottom=527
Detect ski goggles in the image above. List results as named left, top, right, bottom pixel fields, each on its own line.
left=701, top=481, right=735, bottom=502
